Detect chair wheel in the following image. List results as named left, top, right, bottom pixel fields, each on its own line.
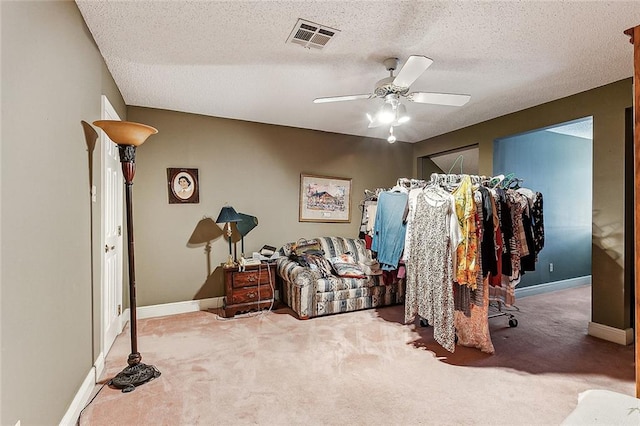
left=509, top=318, right=518, bottom=328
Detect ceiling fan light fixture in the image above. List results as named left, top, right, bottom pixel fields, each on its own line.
left=396, top=103, right=410, bottom=124
left=366, top=113, right=374, bottom=123
left=387, top=126, right=397, bottom=144
left=378, top=102, right=395, bottom=124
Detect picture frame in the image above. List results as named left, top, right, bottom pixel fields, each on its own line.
left=167, top=168, right=199, bottom=204
left=299, top=173, right=352, bottom=223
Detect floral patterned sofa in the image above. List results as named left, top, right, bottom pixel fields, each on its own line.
left=276, top=236, right=405, bottom=319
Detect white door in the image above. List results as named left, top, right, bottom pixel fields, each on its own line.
left=100, top=95, right=123, bottom=355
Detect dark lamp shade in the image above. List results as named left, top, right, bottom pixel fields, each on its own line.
left=216, top=206, right=242, bottom=224
left=188, top=217, right=224, bottom=245
left=229, top=213, right=258, bottom=243
left=236, top=213, right=258, bottom=237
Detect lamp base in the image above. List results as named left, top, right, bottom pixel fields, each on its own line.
left=108, top=352, right=161, bottom=393
left=224, top=254, right=236, bottom=268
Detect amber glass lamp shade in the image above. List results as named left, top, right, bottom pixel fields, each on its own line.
left=92, top=120, right=158, bottom=146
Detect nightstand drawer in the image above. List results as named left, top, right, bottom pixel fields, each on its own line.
left=223, top=264, right=276, bottom=317
left=231, top=269, right=272, bottom=288
left=229, top=285, right=273, bottom=305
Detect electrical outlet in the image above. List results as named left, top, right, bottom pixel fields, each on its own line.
left=549, top=263, right=554, bottom=272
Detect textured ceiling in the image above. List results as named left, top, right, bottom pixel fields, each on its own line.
left=546, top=118, right=593, bottom=140
left=76, top=1, right=640, bottom=143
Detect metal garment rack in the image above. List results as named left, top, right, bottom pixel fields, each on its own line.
left=488, top=300, right=519, bottom=328
left=417, top=172, right=525, bottom=332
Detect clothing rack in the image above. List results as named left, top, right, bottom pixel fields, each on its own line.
left=488, top=301, right=519, bottom=327
left=427, top=171, right=525, bottom=328
left=429, top=172, right=489, bottom=186
left=409, top=171, right=545, bottom=354
left=362, top=173, right=542, bottom=351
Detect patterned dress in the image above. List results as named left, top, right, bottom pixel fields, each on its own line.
left=452, top=175, right=479, bottom=289
left=405, top=187, right=461, bottom=353
left=454, top=191, right=495, bottom=354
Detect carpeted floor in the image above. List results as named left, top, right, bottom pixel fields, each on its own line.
left=79, top=285, right=635, bottom=425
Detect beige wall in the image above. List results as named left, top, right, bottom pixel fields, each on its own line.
left=1, top=1, right=126, bottom=424
left=127, top=107, right=413, bottom=306
left=0, top=1, right=632, bottom=423
left=413, top=78, right=633, bottom=330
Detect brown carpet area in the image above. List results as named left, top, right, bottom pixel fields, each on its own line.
left=79, top=285, right=635, bottom=425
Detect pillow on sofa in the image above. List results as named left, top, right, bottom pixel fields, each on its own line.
left=288, top=252, right=333, bottom=278
left=304, top=253, right=333, bottom=278
left=292, top=238, right=323, bottom=256
left=329, top=254, right=367, bottom=278
left=359, top=259, right=382, bottom=276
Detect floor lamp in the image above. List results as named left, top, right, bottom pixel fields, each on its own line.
left=93, top=119, right=161, bottom=392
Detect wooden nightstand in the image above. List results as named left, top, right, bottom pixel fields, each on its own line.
left=223, top=263, right=275, bottom=317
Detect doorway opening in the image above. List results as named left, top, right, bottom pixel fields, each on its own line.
left=494, top=117, right=593, bottom=292
left=422, top=144, right=479, bottom=177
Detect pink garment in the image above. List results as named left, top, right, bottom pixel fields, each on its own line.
left=396, top=262, right=406, bottom=279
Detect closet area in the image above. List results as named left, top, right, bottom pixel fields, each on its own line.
left=360, top=173, right=544, bottom=354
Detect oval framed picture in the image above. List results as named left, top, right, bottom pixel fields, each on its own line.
left=167, top=168, right=199, bottom=204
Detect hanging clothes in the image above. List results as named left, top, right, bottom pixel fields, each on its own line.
left=452, top=175, right=479, bottom=289
left=367, top=173, right=544, bottom=354
left=404, top=186, right=461, bottom=353
left=371, top=190, right=408, bottom=271
left=477, top=186, right=498, bottom=279
left=454, top=190, right=495, bottom=354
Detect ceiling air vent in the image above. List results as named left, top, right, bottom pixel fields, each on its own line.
left=286, top=19, right=339, bottom=50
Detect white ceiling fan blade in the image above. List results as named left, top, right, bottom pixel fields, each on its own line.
left=407, top=92, right=471, bottom=106
left=392, top=55, right=433, bottom=88
left=313, top=94, right=372, bottom=103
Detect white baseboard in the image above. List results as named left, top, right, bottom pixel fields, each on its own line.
left=515, top=275, right=591, bottom=298
left=93, top=351, right=105, bottom=382
left=587, top=321, right=634, bottom=345
left=62, top=297, right=223, bottom=425
left=124, top=296, right=224, bottom=321
left=59, top=367, right=96, bottom=426
left=514, top=276, right=632, bottom=346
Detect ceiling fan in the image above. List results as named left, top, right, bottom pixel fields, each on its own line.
left=313, top=55, right=471, bottom=129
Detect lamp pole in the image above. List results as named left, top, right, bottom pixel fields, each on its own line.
left=93, top=120, right=161, bottom=392
left=120, top=144, right=141, bottom=359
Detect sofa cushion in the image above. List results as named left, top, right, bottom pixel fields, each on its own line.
left=315, top=275, right=382, bottom=292
left=292, top=238, right=323, bottom=256
left=304, top=253, right=333, bottom=278
left=317, top=237, right=369, bottom=262
left=328, top=254, right=367, bottom=278
left=359, top=258, right=383, bottom=276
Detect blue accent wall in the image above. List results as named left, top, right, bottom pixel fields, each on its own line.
left=494, top=123, right=592, bottom=287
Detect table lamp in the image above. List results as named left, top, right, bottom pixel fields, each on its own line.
left=216, top=205, right=242, bottom=267
left=92, top=119, right=161, bottom=392
left=232, top=213, right=258, bottom=264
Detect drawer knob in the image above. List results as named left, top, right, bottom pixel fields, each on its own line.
left=248, top=276, right=256, bottom=282
left=247, top=292, right=257, bottom=299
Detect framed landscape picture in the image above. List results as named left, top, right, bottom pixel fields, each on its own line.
left=167, top=168, right=199, bottom=204
left=299, top=173, right=351, bottom=223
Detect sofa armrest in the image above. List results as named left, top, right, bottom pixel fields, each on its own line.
left=276, top=257, right=316, bottom=287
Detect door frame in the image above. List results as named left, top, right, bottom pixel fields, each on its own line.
left=94, top=95, right=125, bottom=379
